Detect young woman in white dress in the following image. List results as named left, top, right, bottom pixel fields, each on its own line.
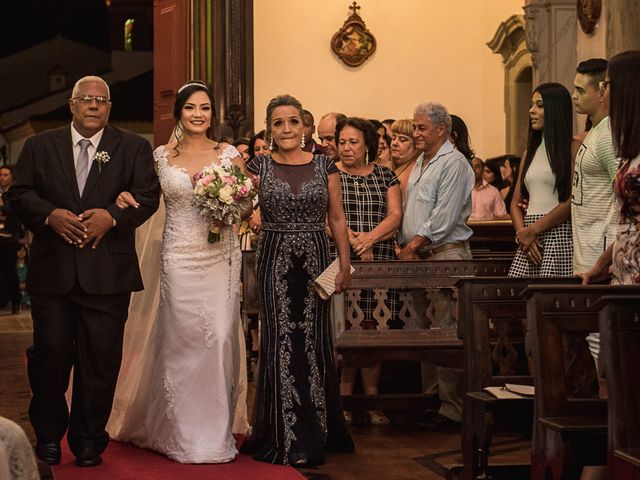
left=106, top=81, right=251, bottom=463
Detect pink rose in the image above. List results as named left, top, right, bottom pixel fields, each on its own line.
left=223, top=175, right=237, bottom=185
left=201, top=175, right=214, bottom=186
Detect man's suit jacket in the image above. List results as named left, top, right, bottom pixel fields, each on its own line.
left=9, top=125, right=160, bottom=295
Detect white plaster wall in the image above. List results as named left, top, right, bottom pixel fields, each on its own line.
left=253, top=0, right=524, bottom=158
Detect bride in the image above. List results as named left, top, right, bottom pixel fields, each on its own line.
left=105, top=81, right=250, bottom=463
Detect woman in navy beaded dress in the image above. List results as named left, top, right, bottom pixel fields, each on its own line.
left=243, top=95, right=354, bottom=466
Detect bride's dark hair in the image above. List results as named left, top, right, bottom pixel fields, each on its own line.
left=172, top=80, right=216, bottom=155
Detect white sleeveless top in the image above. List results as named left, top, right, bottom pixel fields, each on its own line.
left=524, top=139, right=559, bottom=215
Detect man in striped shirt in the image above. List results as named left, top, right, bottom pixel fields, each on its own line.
left=571, top=58, right=619, bottom=274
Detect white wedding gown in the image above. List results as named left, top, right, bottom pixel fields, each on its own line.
left=106, top=145, right=249, bottom=463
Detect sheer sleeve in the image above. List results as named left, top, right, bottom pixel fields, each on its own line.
left=324, top=155, right=338, bottom=175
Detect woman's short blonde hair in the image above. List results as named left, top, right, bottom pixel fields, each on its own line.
left=391, top=119, right=414, bottom=138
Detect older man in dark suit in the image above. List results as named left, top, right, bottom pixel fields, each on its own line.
left=9, top=76, right=159, bottom=467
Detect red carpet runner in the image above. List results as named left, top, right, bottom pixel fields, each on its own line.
left=51, top=439, right=305, bottom=480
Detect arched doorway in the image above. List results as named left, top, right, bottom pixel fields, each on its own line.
left=487, top=15, right=533, bottom=156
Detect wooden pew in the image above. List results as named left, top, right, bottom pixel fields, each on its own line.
left=455, top=276, right=580, bottom=480
left=597, top=295, right=640, bottom=480
left=334, top=258, right=512, bottom=413
left=523, top=284, right=640, bottom=480
left=468, top=220, right=516, bottom=258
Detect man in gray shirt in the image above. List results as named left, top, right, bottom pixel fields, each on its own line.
left=398, top=102, right=475, bottom=428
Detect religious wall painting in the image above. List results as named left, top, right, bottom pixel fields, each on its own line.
left=331, top=2, right=376, bottom=67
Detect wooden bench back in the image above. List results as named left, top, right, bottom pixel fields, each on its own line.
left=456, top=276, right=581, bottom=393
left=598, top=295, right=640, bottom=454
left=524, top=285, right=640, bottom=419
left=339, top=259, right=513, bottom=334
left=468, top=220, right=516, bottom=256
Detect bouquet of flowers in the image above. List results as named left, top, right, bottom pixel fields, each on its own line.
left=192, top=160, right=257, bottom=243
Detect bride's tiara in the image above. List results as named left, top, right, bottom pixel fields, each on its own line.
left=177, top=81, right=209, bottom=94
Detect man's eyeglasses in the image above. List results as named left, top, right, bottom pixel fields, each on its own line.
left=73, top=95, right=110, bottom=105
left=598, top=80, right=610, bottom=91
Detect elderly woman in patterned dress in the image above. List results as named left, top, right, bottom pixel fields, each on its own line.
left=330, top=117, right=402, bottom=426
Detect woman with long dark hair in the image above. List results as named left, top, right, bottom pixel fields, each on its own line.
left=502, top=156, right=521, bottom=207
left=508, top=82, right=575, bottom=277
left=450, top=114, right=475, bottom=161
left=107, top=80, right=251, bottom=462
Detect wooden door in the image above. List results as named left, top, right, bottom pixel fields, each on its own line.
left=153, top=0, right=188, bottom=147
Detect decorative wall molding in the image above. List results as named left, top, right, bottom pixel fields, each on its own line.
left=487, top=14, right=532, bottom=155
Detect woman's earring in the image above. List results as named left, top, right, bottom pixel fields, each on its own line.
left=269, top=136, right=274, bottom=150
left=301, top=134, right=306, bottom=149
left=364, top=152, right=369, bottom=164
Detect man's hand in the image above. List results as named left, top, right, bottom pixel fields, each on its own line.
left=48, top=208, right=87, bottom=244
left=78, top=208, right=114, bottom=249
left=397, top=245, right=420, bottom=260
left=398, top=234, right=429, bottom=260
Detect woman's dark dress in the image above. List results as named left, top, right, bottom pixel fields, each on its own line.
left=245, top=154, right=354, bottom=465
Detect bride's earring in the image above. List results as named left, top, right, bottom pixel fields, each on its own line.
left=269, top=136, right=274, bottom=150
left=300, top=133, right=306, bottom=149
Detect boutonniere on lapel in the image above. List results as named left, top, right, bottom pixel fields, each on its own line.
left=93, top=151, right=110, bottom=173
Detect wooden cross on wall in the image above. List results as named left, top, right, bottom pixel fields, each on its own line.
left=349, top=1, right=360, bottom=15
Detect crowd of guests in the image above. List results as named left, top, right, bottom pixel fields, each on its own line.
left=1, top=50, right=638, bottom=476
left=232, top=51, right=640, bottom=438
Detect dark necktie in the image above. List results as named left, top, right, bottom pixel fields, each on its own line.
left=76, top=139, right=92, bottom=196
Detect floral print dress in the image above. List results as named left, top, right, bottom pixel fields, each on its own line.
left=611, top=153, right=640, bottom=285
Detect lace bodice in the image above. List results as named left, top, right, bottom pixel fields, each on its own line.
left=153, top=145, right=240, bottom=269
left=246, top=154, right=336, bottom=227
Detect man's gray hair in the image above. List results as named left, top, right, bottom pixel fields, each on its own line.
left=414, top=102, right=452, bottom=135
left=71, top=76, right=111, bottom=100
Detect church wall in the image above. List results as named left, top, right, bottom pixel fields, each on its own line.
left=253, top=0, right=524, bottom=159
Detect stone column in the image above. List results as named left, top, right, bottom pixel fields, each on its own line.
left=523, top=0, right=577, bottom=93
left=606, top=0, right=640, bottom=56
